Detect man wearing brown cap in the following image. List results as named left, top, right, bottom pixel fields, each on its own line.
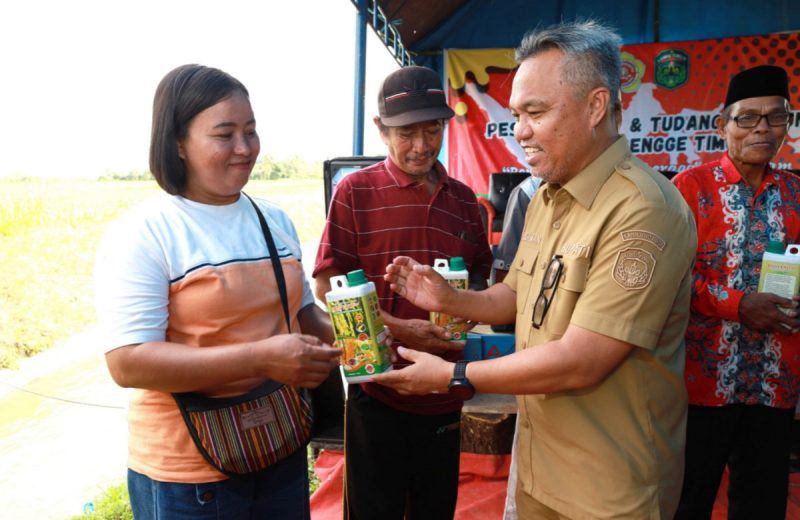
left=313, top=65, right=492, bottom=519
left=672, top=65, right=800, bottom=519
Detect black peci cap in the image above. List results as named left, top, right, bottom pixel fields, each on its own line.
left=378, top=66, right=455, bottom=127
left=724, top=65, right=790, bottom=108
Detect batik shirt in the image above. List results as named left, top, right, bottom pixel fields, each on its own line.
left=673, top=153, right=800, bottom=408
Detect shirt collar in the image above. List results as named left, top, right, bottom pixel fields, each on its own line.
left=720, top=153, right=745, bottom=184
left=542, top=136, right=631, bottom=209
left=720, top=152, right=781, bottom=189
left=384, top=156, right=450, bottom=189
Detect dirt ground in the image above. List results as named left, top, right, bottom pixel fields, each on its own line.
left=0, top=329, right=129, bottom=519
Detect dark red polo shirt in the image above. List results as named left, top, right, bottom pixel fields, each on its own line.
left=314, top=157, right=492, bottom=414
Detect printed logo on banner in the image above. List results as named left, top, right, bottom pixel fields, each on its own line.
left=654, top=49, right=689, bottom=90
left=620, top=52, right=645, bottom=93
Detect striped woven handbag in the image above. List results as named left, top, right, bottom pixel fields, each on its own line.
left=172, top=194, right=314, bottom=476
left=174, top=380, right=313, bottom=476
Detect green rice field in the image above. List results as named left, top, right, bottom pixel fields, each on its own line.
left=0, top=178, right=326, bottom=369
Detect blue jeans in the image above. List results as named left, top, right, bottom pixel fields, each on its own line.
left=128, top=449, right=310, bottom=520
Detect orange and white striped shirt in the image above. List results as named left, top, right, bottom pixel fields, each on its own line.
left=95, top=193, right=314, bottom=482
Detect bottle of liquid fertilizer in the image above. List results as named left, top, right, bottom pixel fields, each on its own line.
left=430, top=256, right=470, bottom=341
left=758, top=241, right=800, bottom=315
left=325, top=269, right=392, bottom=383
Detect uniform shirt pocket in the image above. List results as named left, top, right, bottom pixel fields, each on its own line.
left=512, top=241, right=539, bottom=322
left=545, top=256, right=589, bottom=336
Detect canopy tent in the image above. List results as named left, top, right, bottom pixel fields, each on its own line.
left=354, top=0, right=799, bottom=68
left=348, top=0, right=800, bottom=154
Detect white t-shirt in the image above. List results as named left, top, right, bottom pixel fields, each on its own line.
left=94, top=192, right=315, bottom=482
left=95, top=192, right=314, bottom=351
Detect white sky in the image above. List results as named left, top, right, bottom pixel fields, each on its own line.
left=0, top=0, right=399, bottom=178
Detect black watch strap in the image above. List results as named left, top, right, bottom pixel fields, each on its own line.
left=453, top=359, right=470, bottom=381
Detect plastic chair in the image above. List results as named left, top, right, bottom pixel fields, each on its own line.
left=477, top=173, right=528, bottom=246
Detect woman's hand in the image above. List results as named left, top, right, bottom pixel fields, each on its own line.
left=254, top=333, right=341, bottom=388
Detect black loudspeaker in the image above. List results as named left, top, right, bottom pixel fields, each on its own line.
left=323, top=156, right=385, bottom=214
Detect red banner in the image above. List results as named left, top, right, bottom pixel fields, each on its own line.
left=446, top=32, right=800, bottom=195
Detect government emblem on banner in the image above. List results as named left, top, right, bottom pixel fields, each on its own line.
left=654, top=49, right=689, bottom=89
left=620, top=52, right=645, bottom=93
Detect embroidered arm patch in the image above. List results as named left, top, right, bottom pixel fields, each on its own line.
left=612, top=248, right=656, bottom=290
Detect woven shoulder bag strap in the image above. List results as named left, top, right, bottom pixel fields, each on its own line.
left=243, top=193, right=291, bottom=331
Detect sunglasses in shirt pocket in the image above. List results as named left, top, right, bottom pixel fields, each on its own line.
left=546, top=256, right=590, bottom=337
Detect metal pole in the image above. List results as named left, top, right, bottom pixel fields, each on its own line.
left=353, top=0, right=368, bottom=156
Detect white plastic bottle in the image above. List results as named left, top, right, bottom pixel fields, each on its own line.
left=325, top=269, right=391, bottom=383
left=758, top=241, right=800, bottom=315
left=430, top=256, right=470, bottom=340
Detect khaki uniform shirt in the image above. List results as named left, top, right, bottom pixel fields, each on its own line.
left=504, top=137, right=697, bottom=519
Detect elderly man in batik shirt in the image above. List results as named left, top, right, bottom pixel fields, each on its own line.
left=673, top=65, right=800, bottom=520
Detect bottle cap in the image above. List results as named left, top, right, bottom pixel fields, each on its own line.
left=347, top=269, right=368, bottom=286
left=766, top=241, right=785, bottom=254
left=450, top=256, right=466, bottom=271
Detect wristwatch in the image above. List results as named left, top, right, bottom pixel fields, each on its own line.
left=448, top=359, right=475, bottom=400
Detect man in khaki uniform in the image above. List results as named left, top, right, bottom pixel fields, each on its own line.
left=374, top=20, right=697, bottom=519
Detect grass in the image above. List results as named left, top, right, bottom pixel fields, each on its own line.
left=0, top=177, right=325, bottom=368
left=245, top=178, right=327, bottom=243
left=70, top=482, right=132, bottom=520
left=308, top=447, right=322, bottom=494
left=0, top=179, right=160, bottom=367
left=72, top=446, right=322, bottom=520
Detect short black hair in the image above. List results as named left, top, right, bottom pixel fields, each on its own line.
left=149, top=64, right=248, bottom=195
